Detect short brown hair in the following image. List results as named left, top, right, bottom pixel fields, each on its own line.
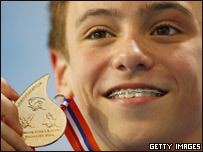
left=49, top=1, right=68, bottom=54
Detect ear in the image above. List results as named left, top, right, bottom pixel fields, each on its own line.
left=49, top=49, right=73, bottom=98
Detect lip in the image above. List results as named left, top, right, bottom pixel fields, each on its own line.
left=103, top=83, right=168, bottom=107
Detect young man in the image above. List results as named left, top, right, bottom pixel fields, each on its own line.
left=1, top=1, right=202, bottom=151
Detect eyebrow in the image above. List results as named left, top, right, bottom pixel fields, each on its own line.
left=142, top=2, right=193, bottom=17
left=75, top=2, right=193, bottom=28
left=76, top=8, right=122, bottom=28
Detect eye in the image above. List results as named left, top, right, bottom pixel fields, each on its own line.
left=150, top=24, right=181, bottom=36
left=86, top=28, right=115, bottom=40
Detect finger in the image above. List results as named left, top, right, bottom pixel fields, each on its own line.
left=1, top=138, right=15, bottom=151
left=1, top=122, right=33, bottom=151
left=1, top=94, right=23, bottom=136
left=1, top=78, right=19, bottom=101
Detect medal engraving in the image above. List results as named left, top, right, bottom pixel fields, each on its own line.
left=15, top=74, right=67, bottom=147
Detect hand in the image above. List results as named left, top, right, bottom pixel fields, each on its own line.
left=1, top=78, right=33, bottom=151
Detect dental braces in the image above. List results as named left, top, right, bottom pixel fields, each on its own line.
left=108, top=89, right=164, bottom=98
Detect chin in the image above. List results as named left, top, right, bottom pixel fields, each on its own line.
left=112, top=136, right=152, bottom=151
left=106, top=120, right=179, bottom=151
left=107, top=127, right=155, bottom=151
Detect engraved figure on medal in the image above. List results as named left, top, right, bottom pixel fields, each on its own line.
left=43, top=112, right=59, bottom=128
left=15, top=74, right=67, bottom=147
left=28, top=97, right=46, bottom=111
left=20, top=114, right=35, bottom=128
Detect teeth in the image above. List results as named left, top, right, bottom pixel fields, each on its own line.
left=108, top=89, right=165, bottom=99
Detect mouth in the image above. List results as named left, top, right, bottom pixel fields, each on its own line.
left=103, top=83, right=168, bottom=106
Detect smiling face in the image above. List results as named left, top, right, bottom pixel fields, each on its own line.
left=51, top=1, right=202, bottom=151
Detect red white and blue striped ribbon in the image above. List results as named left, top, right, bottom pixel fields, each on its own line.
left=60, top=96, right=100, bottom=151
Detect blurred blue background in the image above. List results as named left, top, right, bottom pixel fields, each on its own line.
left=1, top=1, right=73, bottom=151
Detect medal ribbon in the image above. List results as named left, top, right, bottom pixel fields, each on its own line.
left=60, top=96, right=100, bottom=151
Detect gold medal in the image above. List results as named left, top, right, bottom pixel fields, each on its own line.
left=15, top=74, right=67, bottom=147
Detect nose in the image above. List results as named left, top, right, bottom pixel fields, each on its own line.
left=112, top=40, right=154, bottom=73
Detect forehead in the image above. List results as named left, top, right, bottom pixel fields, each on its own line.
left=67, top=1, right=201, bottom=24
left=68, top=1, right=195, bottom=14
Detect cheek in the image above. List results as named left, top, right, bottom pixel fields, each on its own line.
left=167, top=44, right=201, bottom=91
left=71, top=49, right=110, bottom=85
left=69, top=48, right=110, bottom=102
left=168, top=52, right=197, bottom=87
left=69, top=49, right=111, bottom=128
left=162, top=42, right=202, bottom=111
